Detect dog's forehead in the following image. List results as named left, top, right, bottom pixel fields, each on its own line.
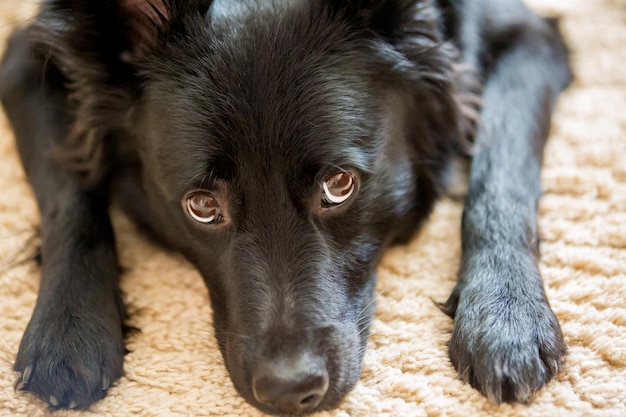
left=208, top=0, right=300, bottom=23
left=143, top=2, right=393, bottom=198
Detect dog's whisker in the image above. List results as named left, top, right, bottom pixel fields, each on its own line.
left=356, top=326, right=372, bottom=338
left=181, top=172, right=209, bottom=193
left=357, top=289, right=385, bottom=321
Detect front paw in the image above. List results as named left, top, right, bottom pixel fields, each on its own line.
left=14, top=304, right=125, bottom=410
left=445, top=266, right=566, bottom=403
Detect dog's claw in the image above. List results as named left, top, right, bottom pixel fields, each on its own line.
left=549, top=358, right=564, bottom=374
left=22, top=365, right=33, bottom=385
left=49, top=395, right=58, bottom=407
left=69, top=401, right=78, bottom=409
left=103, top=375, right=110, bottom=391
left=15, top=366, right=31, bottom=391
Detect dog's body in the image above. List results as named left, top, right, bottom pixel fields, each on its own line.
left=0, top=0, right=571, bottom=414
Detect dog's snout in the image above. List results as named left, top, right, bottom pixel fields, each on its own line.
left=252, top=355, right=329, bottom=414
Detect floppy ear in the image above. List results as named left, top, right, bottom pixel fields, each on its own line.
left=330, top=0, right=481, bottom=190
left=118, top=0, right=171, bottom=62
left=30, top=0, right=209, bottom=185
left=326, top=0, right=453, bottom=85
left=36, top=0, right=182, bottom=65
left=326, top=0, right=428, bottom=40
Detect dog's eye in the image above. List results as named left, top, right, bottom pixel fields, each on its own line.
left=185, top=192, right=222, bottom=223
left=322, top=171, right=355, bottom=206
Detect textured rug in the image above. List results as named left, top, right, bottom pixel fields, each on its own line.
left=0, top=0, right=625, bottom=416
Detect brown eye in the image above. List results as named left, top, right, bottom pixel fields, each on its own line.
left=185, top=192, right=222, bottom=224
left=322, top=171, right=355, bottom=206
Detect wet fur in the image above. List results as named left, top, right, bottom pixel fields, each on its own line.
left=0, top=0, right=571, bottom=413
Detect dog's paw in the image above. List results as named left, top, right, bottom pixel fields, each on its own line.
left=445, top=263, right=566, bottom=403
left=14, top=307, right=125, bottom=410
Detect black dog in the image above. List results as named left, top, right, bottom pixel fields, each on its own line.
left=0, top=0, right=571, bottom=414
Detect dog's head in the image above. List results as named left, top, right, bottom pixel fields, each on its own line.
left=38, top=0, right=470, bottom=413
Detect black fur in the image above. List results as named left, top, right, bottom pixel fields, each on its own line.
left=0, top=0, right=571, bottom=414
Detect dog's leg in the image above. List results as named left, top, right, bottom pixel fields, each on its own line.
left=441, top=2, right=572, bottom=403
left=0, top=28, right=125, bottom=410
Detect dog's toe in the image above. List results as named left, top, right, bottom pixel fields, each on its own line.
left=14, top=307, right=125, bottom=410
left=103, top=375, right=111, bottom=391
left=15, top=358, right=122, bottom=410
left=449, top=289, right=566, bottom=403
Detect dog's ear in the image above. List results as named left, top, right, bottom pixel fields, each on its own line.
left=330, top=0, right=480, bottom=192
left=35, top=0, right=210, bottom=64
left=29, top=0, right=210, bottom=186
left=117, top=0, right=171, bottom=62
left=326, top=0, right=423, bottom=39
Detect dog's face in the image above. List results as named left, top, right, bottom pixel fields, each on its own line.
left=47, top=0, right=461, bottom=413
left=135, top=9, right=419, bottom=413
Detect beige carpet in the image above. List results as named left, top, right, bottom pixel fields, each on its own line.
left=1, top=0, right=625, bottom=416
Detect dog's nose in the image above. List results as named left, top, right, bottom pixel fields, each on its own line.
left=252, top=355, right=329, bottom=414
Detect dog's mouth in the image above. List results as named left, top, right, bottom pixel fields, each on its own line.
left=214, top=287, right=377, bottom=416
left=218, top=324, right=368, bottom=415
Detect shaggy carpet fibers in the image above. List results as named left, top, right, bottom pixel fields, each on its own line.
left=0, top=0, right=624, bottom=416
